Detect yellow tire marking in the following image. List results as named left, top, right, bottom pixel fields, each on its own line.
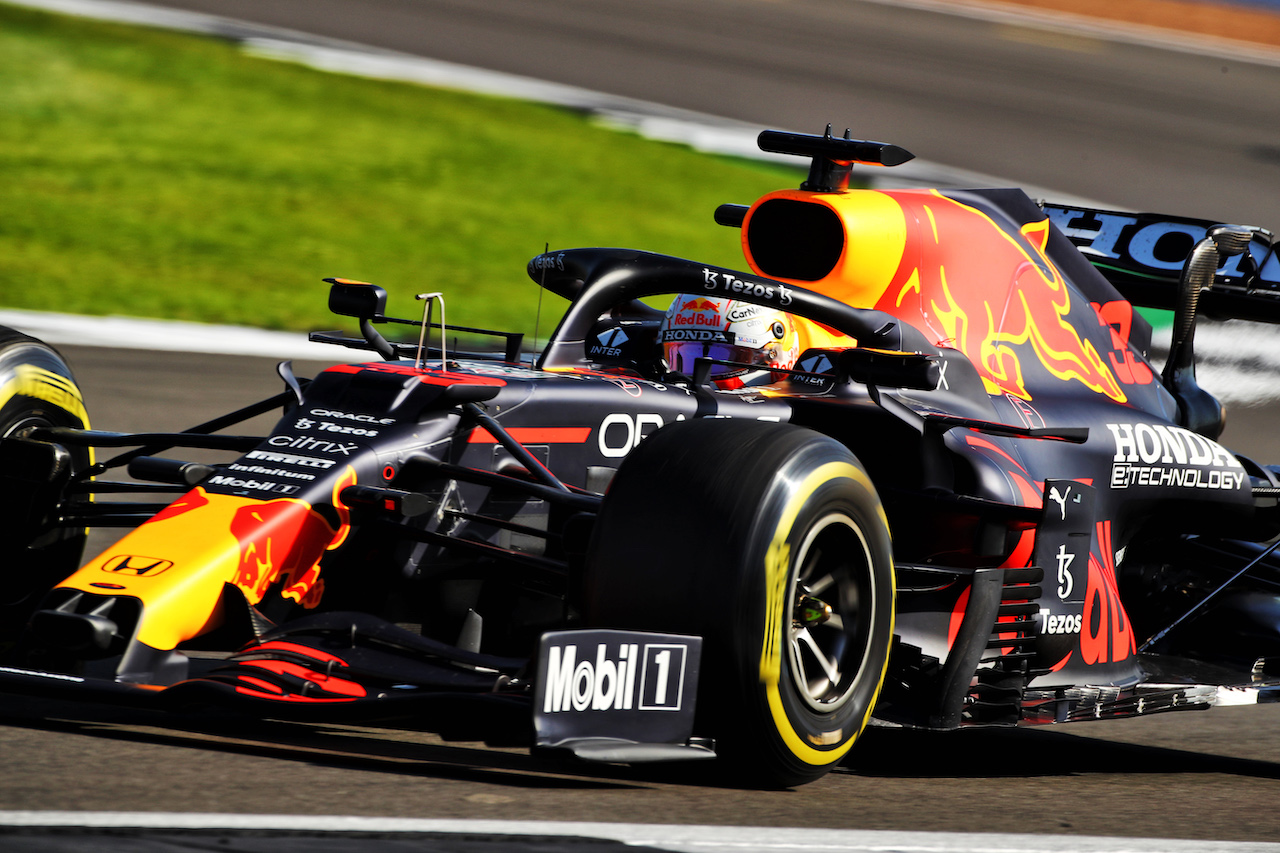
left=0, top=364, right=91, bottom=429
left=758, top=460, right=895, bottom=766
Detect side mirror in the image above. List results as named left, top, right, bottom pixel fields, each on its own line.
left=323, top=277, right=395, bottom=361
left=326, top=278, right=387, bottom=321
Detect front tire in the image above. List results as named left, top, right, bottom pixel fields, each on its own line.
left=584, top=418, right=895, bottom=786
left=0, top=327, right=92, bottom=621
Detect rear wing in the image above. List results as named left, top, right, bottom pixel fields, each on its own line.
left=1043, top=204, right=1280, bottom=323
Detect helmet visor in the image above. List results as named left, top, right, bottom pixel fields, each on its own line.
left=663, top=341, right=778, bottom=377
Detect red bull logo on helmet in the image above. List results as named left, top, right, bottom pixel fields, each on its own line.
left=679, top=297, right=720, bottom=313
left=667, top=297, right=724, bottom=329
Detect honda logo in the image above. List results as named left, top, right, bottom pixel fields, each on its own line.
left=102, top=555, right=173, bottom=577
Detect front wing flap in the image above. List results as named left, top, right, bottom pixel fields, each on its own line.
left=0, top=621, right=716, bottom=762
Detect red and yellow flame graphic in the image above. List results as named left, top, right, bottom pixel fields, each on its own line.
left=229, top=500, right=332, bottom=608
left=227, top=467, right=355, bottom=609
left=878, top=191, right=1126, bottom=402
left=745, top=188, right=1128, bottom=403
left=56, top=470, right=356, bottom=651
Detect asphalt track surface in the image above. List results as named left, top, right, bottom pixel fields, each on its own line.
left=83, top=0, right=1280, bottom=228
left=8, top=0, right=1280, bottom=847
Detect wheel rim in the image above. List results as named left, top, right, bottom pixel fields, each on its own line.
left=3, top=413, right=53, bottom=439
left=786, top=511, right=876, bottom=713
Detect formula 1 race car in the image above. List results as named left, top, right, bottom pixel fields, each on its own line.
left=4, top=127, right=1280, bottom=787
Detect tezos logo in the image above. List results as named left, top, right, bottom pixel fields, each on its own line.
left=702, top=268, right=793, bottom=306
left=296, top=417, right=378, bottom=437
left=530, top=252, right=566, bottom=272
left=1040, top=610, right=1083, bottom=635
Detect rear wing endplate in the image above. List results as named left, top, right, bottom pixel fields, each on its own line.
left=1044, top=204, right=1280, bottom=323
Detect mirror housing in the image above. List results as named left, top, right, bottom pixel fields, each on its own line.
left=326, top=278, right=387, bottom=321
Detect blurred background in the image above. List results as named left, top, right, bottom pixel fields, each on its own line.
left=4, top=0, right=1280, bottom=327
left=3, top=0, right=1280, bottom=419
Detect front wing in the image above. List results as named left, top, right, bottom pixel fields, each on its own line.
left=0, top=619, right=713, bottom=763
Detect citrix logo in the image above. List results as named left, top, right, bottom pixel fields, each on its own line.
left=267, top=434, right=359, bottom=455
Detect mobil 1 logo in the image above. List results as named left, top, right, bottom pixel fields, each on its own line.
left=533, top=629, right=702, bottom=749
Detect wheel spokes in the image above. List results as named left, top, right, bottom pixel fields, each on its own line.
left=806, top=568, right=835, bottom=597
left=785, top=512, right=876, bottom=712
left=793, top=626, right=842, bottom=695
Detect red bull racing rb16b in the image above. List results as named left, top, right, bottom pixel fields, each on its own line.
left=4, top=128, right=1280, bottom=786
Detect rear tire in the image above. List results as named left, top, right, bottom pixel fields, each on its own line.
left=583, top=418, right=895, bottom=787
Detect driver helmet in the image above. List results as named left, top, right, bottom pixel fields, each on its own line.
left=658, top=295, right=799, bottom=388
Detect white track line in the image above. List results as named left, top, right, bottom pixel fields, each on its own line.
left=0, top=813, right=1277, bottom=853
left=0, top=309, right=341, bottom=361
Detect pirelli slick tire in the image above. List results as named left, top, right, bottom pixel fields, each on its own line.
left=584, top=418, right=895, bottom=787
left=0, top=327, right=92, bottom=616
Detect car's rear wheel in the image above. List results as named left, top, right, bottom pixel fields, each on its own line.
left=583, top=418, right=895, bottom=787
left=0, top=327, right=92, bottom=623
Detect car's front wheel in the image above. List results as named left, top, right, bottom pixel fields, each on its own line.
left=583, top=418, right=895, bottom=787
left=0, top=327, right=92, bottom=624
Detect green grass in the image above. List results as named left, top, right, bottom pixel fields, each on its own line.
left=0, top=4, right=800, bottom=335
